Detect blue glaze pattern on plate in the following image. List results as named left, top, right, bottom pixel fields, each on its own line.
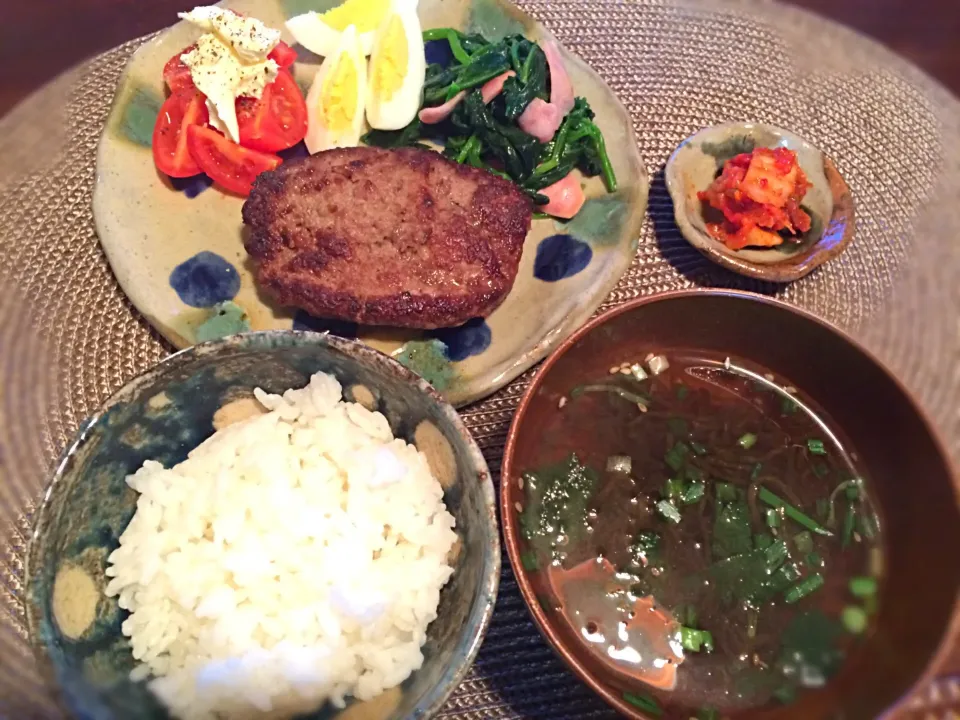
left=169, top=173, right=214, bottom=198
left=430, top=319, right=492, bottom=362
left=118, top=88, right=161, bottom=147
left=278, top=141, right=310, bottom=162
left=533, top=234, right=593, bottom=282
left=292, top=310, right=359, bottom=338
left=169, top=251, right=241, bottom=308
left=425, top=39, right=455, bottom=68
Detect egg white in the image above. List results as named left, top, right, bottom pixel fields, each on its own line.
left=286, top=11, right=376, bottom=58
left=365, top=0, right=426, bottom=131
left=305, top=25, right=368, bottom=153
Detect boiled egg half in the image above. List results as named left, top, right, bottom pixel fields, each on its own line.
left=365, top=0, right=426, bottom=130
left=304, top=24, right=367, bottom=153
left=286, top=0, right=390, bottom=58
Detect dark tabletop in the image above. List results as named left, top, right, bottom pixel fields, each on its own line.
left=1, top=0, right=959, bottom=117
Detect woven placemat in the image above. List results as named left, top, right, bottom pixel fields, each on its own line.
left=1, top=0, right=958, bottom=716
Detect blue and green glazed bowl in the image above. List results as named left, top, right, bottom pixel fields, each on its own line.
left=25, top=331, right=499, bottom=720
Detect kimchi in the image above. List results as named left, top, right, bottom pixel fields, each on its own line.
left=698, top=147, right=812, bottom=250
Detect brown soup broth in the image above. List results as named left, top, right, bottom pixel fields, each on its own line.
left=519, top=350, right=882, bottom=717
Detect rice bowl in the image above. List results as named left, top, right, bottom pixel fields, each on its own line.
left=104, top=371, right=458, bottom=719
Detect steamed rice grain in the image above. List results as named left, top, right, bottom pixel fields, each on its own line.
left=104, top=372, right=457, bottom=719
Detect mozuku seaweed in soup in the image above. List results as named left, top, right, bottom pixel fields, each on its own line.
left=518, top=351, right=882, bottom=718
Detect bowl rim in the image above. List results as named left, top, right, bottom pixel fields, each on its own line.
left=500, top=288, right=960, bottom=720
left=663, top=122, right=856, bottom=283
left=25, top=329, right=501, bottom=720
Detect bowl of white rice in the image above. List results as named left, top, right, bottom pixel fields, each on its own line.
left=25, top=331, right=499, bottom=720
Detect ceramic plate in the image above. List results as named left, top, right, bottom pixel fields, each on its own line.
left=92, top=0, right=648, bottom=407
left=664, top=122, right=854, bottom=282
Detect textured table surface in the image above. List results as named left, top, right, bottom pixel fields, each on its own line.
left=0, top=0, right=958, bottom=717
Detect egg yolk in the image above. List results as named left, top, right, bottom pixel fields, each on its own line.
left=321, top=52, right=359, bottom=133
left=371, top=15, right=408, bottom=101
left=319, top=0, right=390, bottom=33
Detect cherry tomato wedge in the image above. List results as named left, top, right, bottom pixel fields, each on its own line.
left=186, top=125, right=282, bottom=196
left=163, top=45, right=196, bottom=91
left=152, top=90, right=208, bottom=178
left=236, top=69, right=308, bottom=152
left=268, top=41, right=297, bottom=68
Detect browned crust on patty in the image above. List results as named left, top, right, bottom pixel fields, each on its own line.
left=242, top=146, right=532, bottom=329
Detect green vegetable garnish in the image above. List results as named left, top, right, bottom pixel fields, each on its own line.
left=781, top=395, right=798, bottom=414
left=691, top=441, right=708, bottom=456
left=623, top=692, right=662, bottom=716
left=678, top=627, right=714, bottom=653
left=754, top=533, right=774, bottom=550
left=849, top=576, right=878, bottom=598
left=807, top=438, right=827, bottom=455
left=806, top=552, right=824, bottom=569
left=519, top=454, right=597, bottom=559
left=784, top=573, right=825, bottom=603
left=680, top=604, right=698, bottom=628
left=842, top=606, right=868, bottom=634
left=793, top=530, right=814, bottom=555
left=664, top=477, right=684, bottom=500
left=422, top=28, right=473, bottom=64
left=679, top=625, right=705, bottom=652
left=779, top=610, right=845, bottom=682
left=842, top=504, right=857, bottom=548
left=738, top=432, right=758, bottom=449
left=520, top=550, right=538, bottom=571
left=712, top=487, right=752, bottom=559
left=656, top=499, right=682, bottom=524
left=772, top=685, right=797, bottom=705
left=765, top=508, right=781, bottom=528
left=664, top=441, right=690, bottom=472
left=750, top=462, right=763, bottom=480
left=715, top=482, right=737, bottom=502
left=758, top=487, right=832, bottom=536
left=681, top=481, right=705, bottom=505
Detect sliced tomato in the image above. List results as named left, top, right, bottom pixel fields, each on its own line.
left=236, top=69, right=307, bottom=152
left=163, top=45, right=196, bottom=91
left=152, top=90, right=208, bottom=178
left=268, top=41, right=297, bottom=69
left=186, top=125, right=282, bottom=196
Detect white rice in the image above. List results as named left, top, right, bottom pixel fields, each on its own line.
left=104, top=371, right=457, bottom=720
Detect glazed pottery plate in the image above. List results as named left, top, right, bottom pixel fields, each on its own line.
left=92, top=0, right=648, bottom=407
left=664, top=122, right=854, bottom=282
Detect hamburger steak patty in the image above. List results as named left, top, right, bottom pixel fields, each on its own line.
left=242, top=146, right=532, bottom=329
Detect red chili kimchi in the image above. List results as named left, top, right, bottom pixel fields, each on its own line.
left=697, top=147, right=812, bottom=250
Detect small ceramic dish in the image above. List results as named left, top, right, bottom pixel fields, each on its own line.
left=501, top=290, right=959, bottom=719
left=664, top=123, right=854, bottom=282
left=24, top=331, right=499, bottom=720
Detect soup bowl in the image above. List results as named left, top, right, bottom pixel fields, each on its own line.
left=25, top=331, right=500, bottom=720
left=501, top=290, right=960, bottom=719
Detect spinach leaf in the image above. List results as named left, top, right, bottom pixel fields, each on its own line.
left=451, top=90, right=545, bottom=180
left=712, top=487, right=753, bottom=560
left=424, top=63, right=461, bottom=105
left=520, top=453, right=598, bottom=559
left=362, top=118, right=427, bottom=149
left=501, top=42, right=547, bottom=119
left=778, top=610, right=845, bottom=684
left=524, top=98, right=617, bottom=192
left=709, top=540, right=789, bottom=604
